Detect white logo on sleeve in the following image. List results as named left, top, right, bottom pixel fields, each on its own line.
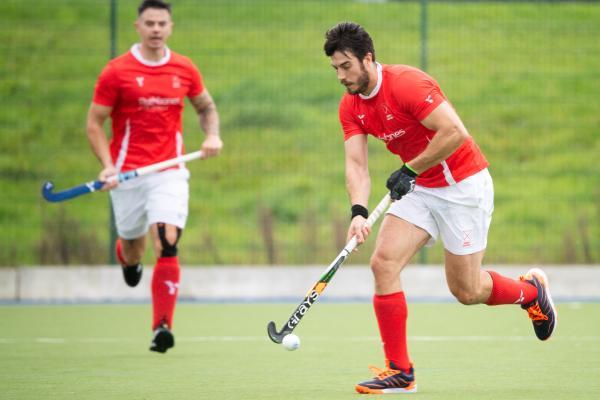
left=164, top=280, right=179, bottom=295
left=136, top=76, right=144, bottom=87
left=425, top=95, right=433, bottom=104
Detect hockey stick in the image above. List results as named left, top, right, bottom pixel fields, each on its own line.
left=42, top=151, right=204, bottom=203
left=267, top=193, right=391, bottom=343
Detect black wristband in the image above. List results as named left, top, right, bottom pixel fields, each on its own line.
left=351, top=204, right=369, bottom=220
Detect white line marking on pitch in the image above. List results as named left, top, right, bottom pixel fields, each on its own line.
left=1, top=335, right=599, bottom=344
left=36, top=338, right=66, bottom=344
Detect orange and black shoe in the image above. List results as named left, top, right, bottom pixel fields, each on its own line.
left=520, top=268, right=557, bottom=341
left=116, top=239, right=143, bottom=287
left=355, top=361, right=417, bottom=394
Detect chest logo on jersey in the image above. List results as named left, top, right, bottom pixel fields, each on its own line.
left=136, top=76, right=144, bottom=87
left=357, top=114, right=365, bottom=125
left=379, top=129, right=407, bottom=143
left=138, top=97, right=181, bottom=108
left=172, top=75, right=181, bottom=89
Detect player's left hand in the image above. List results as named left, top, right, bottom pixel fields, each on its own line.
left=201, top=134, right=223, bottom=158
left=386, top=165, right=417, bottom=200
left=98, top=165, right=118, bottom=191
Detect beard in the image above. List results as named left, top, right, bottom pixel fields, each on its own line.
left=344, top=64, right=370, bottom=95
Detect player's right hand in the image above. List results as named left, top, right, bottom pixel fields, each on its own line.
left=347, top=216, right=371, bottom=249
left=201, top=134, right=223, bottom=158
left=98, top=165, right=118, bottom=191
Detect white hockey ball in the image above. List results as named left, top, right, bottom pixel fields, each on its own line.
left=281, top=334, right=301, bottom=351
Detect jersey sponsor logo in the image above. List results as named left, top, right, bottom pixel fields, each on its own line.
left=172, top=75, right=181, bottom=88
left=138, top=97, right=181, bottom=108
left=136, top=76, right=145, bottom=87
left=425, top=94, right=433, bottom=104
left=378, top=128, right=406, bottom=142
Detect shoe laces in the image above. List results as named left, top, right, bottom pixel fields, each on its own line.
left=519, top=273, right=546, bottom=288
left=518, top=274, right=531, bottom=284
left=525, top=302, right=549, bottom=321
left=368, top=365, right=400, bottom=380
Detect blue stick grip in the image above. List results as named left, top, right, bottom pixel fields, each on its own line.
left=118, top=170, right=138, bottom=183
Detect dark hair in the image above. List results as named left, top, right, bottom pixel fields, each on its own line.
left=138, top=0, right=171, bottom=16
left=324, top=22, right=375, bottom=61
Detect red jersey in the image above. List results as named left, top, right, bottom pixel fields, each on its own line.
left=93, top=44, right=205, bottom=171
left=339, top=63, right=488, bottom=187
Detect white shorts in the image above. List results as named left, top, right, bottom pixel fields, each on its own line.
left=110, top=168, right=190, bottom=240
left=387, top=168, right=494, bottom=255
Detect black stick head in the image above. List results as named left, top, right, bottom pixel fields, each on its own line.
left=267, top=321, right=291, bottom=344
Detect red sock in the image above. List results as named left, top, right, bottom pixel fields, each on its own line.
left=151, top=256, right=180, bottom=330
left=486, top=270, right=537, bottom=306
left=373, top=291, right=411, bottom=372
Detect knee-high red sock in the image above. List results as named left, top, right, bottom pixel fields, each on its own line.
left=486, top=270, right=537, bottom=306
left=373, top=291, right=411, bottom=372
left=151, top=256, right=180, bottom=330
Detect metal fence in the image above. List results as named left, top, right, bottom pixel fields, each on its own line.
left=1, top=0, right=598, bottom=266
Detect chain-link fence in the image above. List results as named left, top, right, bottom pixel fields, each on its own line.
left=1, top=0, right=598, bottom=266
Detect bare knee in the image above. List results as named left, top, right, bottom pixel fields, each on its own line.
left=445, top=250, right=490, bottom=305
left=448, top=285, right=480, bottom=305
left=370, top=251, right=409, bottom=293
left=370, top=252, right=394, bottom=280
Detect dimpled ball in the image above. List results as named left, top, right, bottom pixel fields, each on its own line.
left=281, top=334, right=301, bottom=351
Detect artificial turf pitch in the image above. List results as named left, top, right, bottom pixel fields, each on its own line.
left=1, top=302, right=599, bottom=399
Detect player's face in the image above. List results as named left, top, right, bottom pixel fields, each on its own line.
left=135, top=8, right=173, bottom=50
left=330, top=51, right=370, bottom=95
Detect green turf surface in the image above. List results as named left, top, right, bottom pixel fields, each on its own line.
left=1, top=302, right=599, bottom=399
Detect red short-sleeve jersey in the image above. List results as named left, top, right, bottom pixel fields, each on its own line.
left=339, top=63, right=488, bottom=187
left=93, top=44, right=205, bottom=171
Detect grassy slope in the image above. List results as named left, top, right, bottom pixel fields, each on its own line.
left=0, top=0, right=598, bottom=265
left=0, top=302, right=599, bottom=399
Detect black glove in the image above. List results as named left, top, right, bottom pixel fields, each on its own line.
left=386, top=165, right=417, bottom=200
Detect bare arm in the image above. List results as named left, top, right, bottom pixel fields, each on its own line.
left=86, top=103, right=117, bottom=190
left=190, top=89, right=222, bottom=157
left=345, top=134, right=370, bottom=206
left=406, top=101, right=469, bottom=174
left=344, top=134, right=371, bottom=244
left=87, top=103, right=113, bottom=167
